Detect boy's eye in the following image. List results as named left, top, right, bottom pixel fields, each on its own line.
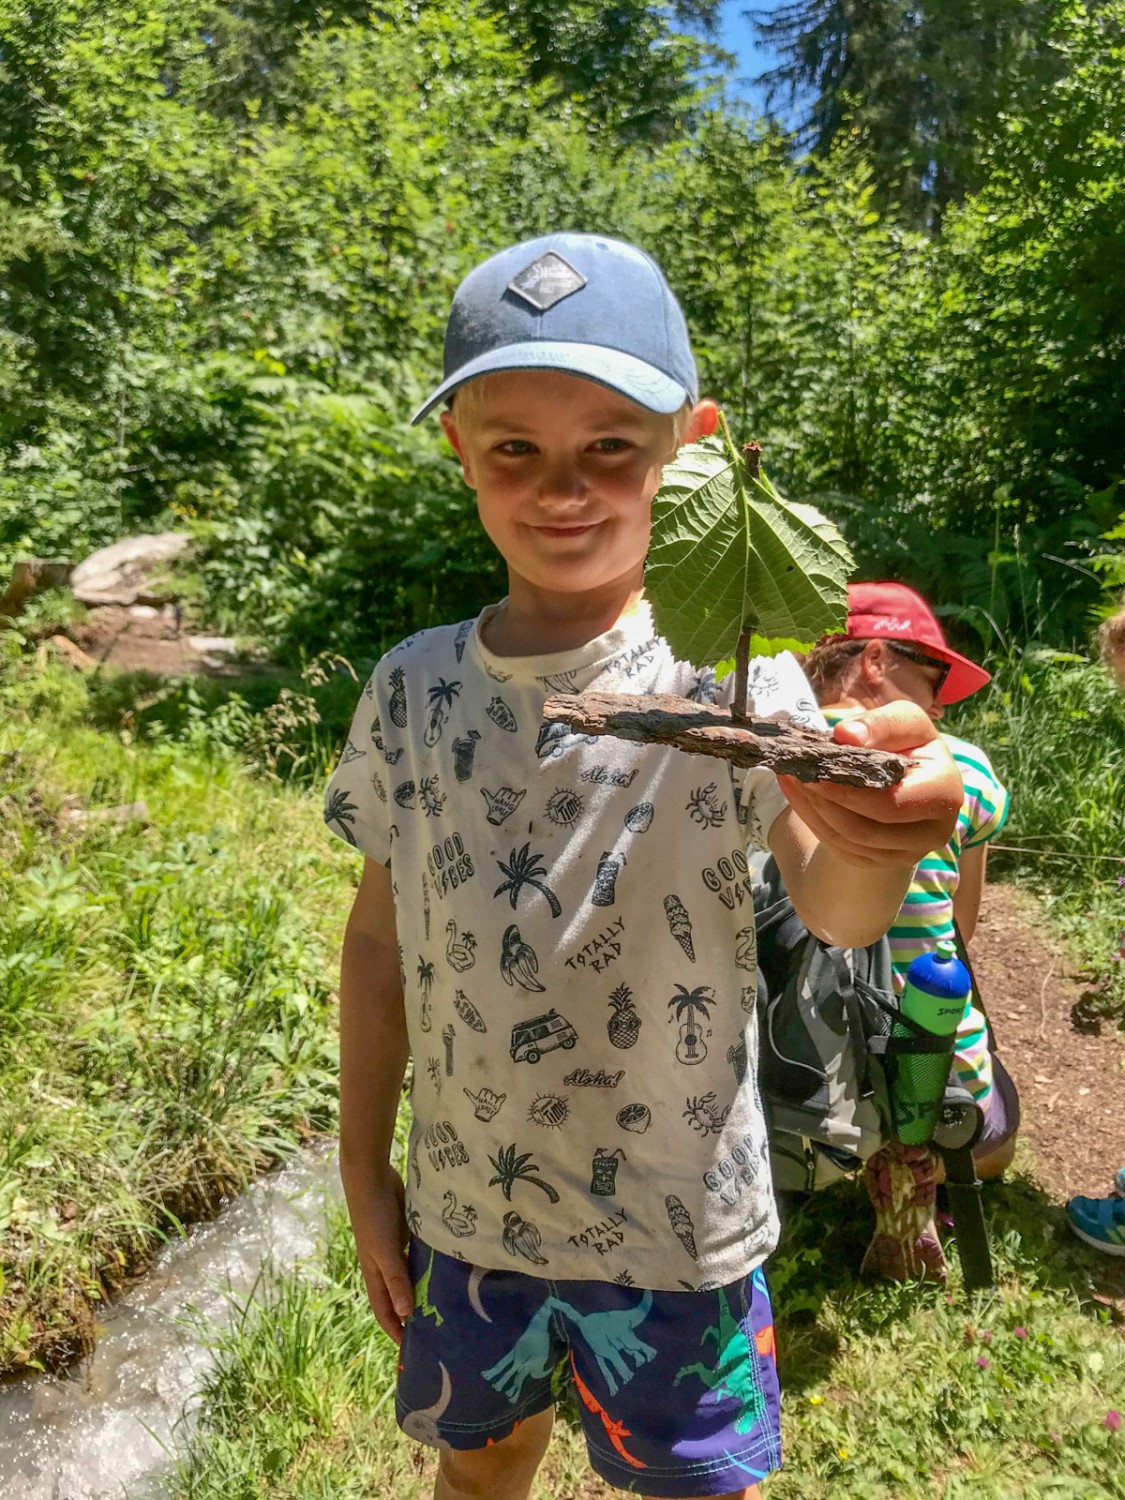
left=591, top=437, right=631, bottom=453
left=497, top=439, right=536, bottom=456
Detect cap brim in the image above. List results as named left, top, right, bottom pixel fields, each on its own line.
left=411, top=341, right=691, bottom=424
left=936, top=650, right=992, bottom=705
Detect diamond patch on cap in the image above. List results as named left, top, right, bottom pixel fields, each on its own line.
left=507, top=251, right=587, bottom=312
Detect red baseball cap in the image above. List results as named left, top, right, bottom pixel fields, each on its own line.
left=845, top=581, right=991, bottom=705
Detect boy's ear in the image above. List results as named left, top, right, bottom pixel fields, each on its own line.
left=682, top=399, right=720, bottom=446
left=440, top=409, right=476, bottom=487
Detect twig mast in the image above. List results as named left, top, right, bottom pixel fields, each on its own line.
left=730, top=440, right=762, bottom=725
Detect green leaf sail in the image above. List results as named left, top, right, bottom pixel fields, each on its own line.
left=645, top=434, right=854, bottom=670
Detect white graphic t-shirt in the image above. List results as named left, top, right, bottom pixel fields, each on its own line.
left=324, top=603, right=823, bottom=1291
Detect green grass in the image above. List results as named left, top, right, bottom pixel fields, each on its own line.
left=0, top=652, right=355, bottom=1373
left=170, top=1168, right=1125, bottom=1500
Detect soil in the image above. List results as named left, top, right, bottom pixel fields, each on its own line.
left=67, top=604, right=250, bottom=676
left=972, top=880, right=1125, bottom=1204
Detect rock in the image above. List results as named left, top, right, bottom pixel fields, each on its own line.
left=70, top=533, right=192, bottom=607
left=0, top=559, right=74, bottom=618
left=186, top=635, right=239, bottom=657
left=47, top=635, right=97, bottom=671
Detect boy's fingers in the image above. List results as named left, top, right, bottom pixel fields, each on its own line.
left=833, top=700, right=939, bottom=752
left=779, top=779, right=904, bottom=865
left=779, top=776, right=959, bottom=866
left=363, top=1270, right=406, bottom=1345
left=357, top=1240, right=413, bottom=1344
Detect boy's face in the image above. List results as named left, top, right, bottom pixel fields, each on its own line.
left=442, top=370, right=713, bottom=605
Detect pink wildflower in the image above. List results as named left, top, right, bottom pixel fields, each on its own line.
left=1014, top=1326, right=1028, bottom=1340
left=976, top=1356, right=990, bottom=1370
left=1107, top=1411, right=1122, bottom=1433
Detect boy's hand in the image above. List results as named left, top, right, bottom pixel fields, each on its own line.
left=777, top=701, right=961, bottom=869
left=346, top=1165, right=414, bottom=1346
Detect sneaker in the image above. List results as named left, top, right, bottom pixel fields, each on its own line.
left=862, top=1142, right=948, bottom=1282
left=1066, top=1194, right=1125, bottom=1257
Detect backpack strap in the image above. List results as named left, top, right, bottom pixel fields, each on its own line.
left=938, top=1142, right=995, bottom=1292
left=952, top=918, right=997, bottom=1054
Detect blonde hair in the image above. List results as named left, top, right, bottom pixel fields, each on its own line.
left=450, top=376, right=694, bottom=460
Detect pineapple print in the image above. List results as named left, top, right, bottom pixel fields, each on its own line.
left=607, top=984, right=641, bottom=1050
left=388, top=666, right=408, bottom=728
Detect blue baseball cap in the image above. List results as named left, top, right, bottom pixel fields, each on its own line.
left=411, top=232, right=698, bottom=424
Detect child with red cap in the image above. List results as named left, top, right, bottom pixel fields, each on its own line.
left=803, top=582, right=1020, bottom=1280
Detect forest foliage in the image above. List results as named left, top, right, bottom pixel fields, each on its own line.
left=1, top=0, right=1124, bottom=665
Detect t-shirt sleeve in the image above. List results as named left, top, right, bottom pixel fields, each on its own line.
left=956, top=742, right=1009, bottom=851
left=323, top=666, right=393, bottom=865
left=736, top=650, right=827, bottom=852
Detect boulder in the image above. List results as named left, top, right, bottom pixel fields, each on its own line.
left=70, top=533, right=192, bottom=607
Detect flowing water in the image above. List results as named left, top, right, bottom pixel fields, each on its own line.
left=0, top=1149, right=341, bottom=1500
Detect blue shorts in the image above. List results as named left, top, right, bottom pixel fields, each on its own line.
left=397, top=1238, right=782, bottom=1497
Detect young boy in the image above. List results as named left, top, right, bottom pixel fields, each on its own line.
left=324, top=233, right=962, bottom=1499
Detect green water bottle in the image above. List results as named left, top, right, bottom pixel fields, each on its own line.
left=891, top=939, right=971, bottom=1145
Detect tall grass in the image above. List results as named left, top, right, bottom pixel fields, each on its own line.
left=950, top=647, right=1125, bottom=1018
left=0, top=656, right=354, bottom=1373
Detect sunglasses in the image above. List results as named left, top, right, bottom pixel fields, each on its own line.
left=887, top=641, right=952, bottom=696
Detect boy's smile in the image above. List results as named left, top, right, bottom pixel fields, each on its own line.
left=441, top=370, right=716, bottom=648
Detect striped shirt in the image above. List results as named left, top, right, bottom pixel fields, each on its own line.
left=824, top=714, right=1009, bottom=1103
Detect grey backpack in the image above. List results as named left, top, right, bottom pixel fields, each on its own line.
left=752, top=854, right=995, bottom=1289
left=753, top=854, right=897, bottom=1192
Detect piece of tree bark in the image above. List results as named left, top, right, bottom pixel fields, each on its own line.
left=543, top=692, right=910, bottom=788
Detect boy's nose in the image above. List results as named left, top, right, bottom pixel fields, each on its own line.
left=538, top=459, right=588, bottom=507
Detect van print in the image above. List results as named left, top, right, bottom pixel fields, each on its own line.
left=510, top=1010, right=579, bottom=1064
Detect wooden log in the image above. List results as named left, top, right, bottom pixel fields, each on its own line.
left=542, top=691, right=911, bottom=788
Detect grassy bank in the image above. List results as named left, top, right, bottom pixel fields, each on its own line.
left=171, top=1178, right=1125, bottom=1499
left=0, top=652, right=354, bottom=1374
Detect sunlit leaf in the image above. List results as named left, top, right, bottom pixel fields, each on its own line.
left=646, top=432, right=853, bottom=670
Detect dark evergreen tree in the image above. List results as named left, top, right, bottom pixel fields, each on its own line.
left=749, top=0, right=1062, bottom=221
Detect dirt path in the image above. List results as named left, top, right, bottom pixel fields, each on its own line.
left=973, top=881, right=1125, bottom=1202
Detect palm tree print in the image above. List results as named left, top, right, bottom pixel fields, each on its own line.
left=424, top=677, right=462, bottom=747
left=668, top=983, right=715, bottom=1065
left=494, top=844, right=562, bottom=918
left=667, top=983, right=715, bottom=1027
left=487, top=1144, right=561, bottom=1203
left=324, top=788, right=358, bottom=846
left=417, top=957, right=436, bottom=998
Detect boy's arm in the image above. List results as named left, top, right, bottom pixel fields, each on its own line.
left=768, top=701, right=963, bottom=948
left=339, top=856, right=413, bottom=1344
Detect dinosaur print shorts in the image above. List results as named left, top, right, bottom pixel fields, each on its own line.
left=397, top=1237, right=782, bottom=1496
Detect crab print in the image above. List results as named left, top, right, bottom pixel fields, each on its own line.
left=685, top=782, right=727, bottom=830
left=682, top=1092, right=731, bottom=1137
left=418, top=776, right=446, bottom=817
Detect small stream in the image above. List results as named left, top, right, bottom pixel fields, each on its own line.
left=0, top=1149, right=341, bottom=1500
